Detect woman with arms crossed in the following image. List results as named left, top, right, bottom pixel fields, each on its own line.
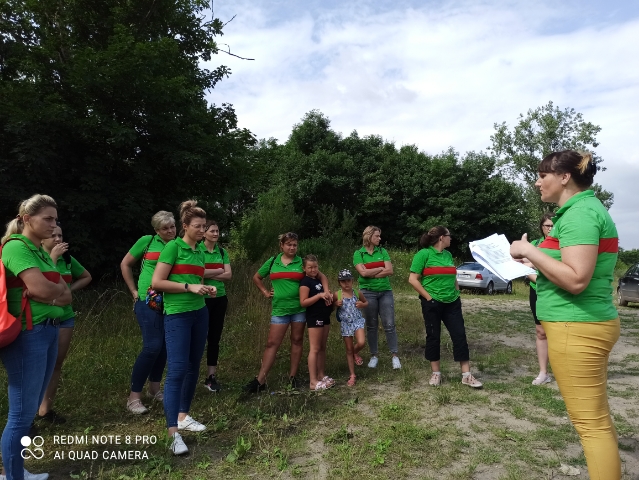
left=511, top=150, right=620, bottom=480
left=121, top=211, right=176, bottom=414
left=244, top=233, right=330, bottom=393
left=1, top=194, right=72, bottom=480
left=201, top=220, right=232, bottom=392
left=354, top=226, right=401, bottom=369
left=38, top=224, right=92, bottom=423
left=152, top=201, right=215, bottom=455
left=408, top=226, right=482, bottom=388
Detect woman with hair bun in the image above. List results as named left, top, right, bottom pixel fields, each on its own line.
left=511, top=150, right=620, bottom=480
left=38, top=224, right=92, bottom=424
left=152, top=200, right=215, bottom=456
left=1, top=194, right=72, bottom=480
left=121, top=211, right=176, bottom=414
left=408, top=226, right=482, bottom=388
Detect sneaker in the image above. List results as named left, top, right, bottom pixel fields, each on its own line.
left=37, top=410, right=66, bottom=424
left=169, top=432, right=188, bottom=455
left=177, top=415, right=206, bottom=432
left=243, top=377, right=266, bottom=393
left=429, top=372, right=442, bottom=386
left=147, top=390, right=164, bottom=402
left=461, top=374, right=483, bottom=388
left=24, top=469, right=49, bottom=480
left=289, top=376, right=299, bottom=390
left=204, top=375, right=221, bottom=392
left=392, top=356, right=402, bottom=370
left=368, top=356, right=379, bottom=368
left=532, top=373, right=552, bottom=386
left=126, top=398, right=149, bottom=414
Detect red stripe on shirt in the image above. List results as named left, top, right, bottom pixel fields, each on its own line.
left=270, top=272, right=305, bottom=281
left=364, top=261, right=385, bottom=269
left=205, top=263, right=224, bottom=269
left=62, top=274, right=72, bottom=284
left=539, top=236, right=559, bottom=250
left=598, top=238, right=618, bottom=254
left=7, top=271, right=60, bottom=289
left=143, top=252, right=160, bottom=260
left=422, top=267, right=457, bottom=276
left=170, top=264, right=205, bottom=277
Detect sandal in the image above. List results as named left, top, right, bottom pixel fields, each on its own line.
left=322, top=376, right=336, bottom=388
left=126, top=399, right=149, bottom=414
left=312, top=380, right=328, bottom=391
left=347, top=375, right=356, bottom=387
left=354, top=354, right=363, bottom=366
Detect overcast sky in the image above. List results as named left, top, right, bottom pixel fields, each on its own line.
left=204, top=0, right=639, bottom=249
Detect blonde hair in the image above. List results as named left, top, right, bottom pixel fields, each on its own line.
left=362, top=225, right=381, bottom=248
left=151, top=210, right=175, bottom=230
left=577, top=151, right=593, bottom=175
left=2, top=194, right=57, bottom=243
left=179, top=200, right=206, bottom=226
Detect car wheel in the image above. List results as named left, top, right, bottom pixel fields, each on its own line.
left=484, top=282, right=494, bottom=295
left=506, top=282, right=513, bottom=294
left=618, top=289, right=628, bottom=307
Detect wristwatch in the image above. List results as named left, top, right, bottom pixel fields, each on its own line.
left=184, top=283, right=189, bottom=291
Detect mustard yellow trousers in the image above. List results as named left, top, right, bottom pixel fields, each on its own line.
left=541, top=319, right=621, bottom=480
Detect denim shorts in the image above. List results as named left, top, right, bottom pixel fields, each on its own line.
left=59, top=317, right=75, bottom=329
left=270, top=312, right=306, bottom=325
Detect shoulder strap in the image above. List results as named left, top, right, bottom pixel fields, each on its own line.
left=268, top=254, right=278, bottom=274
left=140, top=235, right=155, bottom=270
left=219, top=246, right=226, bottom=260
left=1, top=238, right=35, bottom=330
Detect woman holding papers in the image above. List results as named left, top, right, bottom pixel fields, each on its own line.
left=511, top=150, right=620, bottom=480
left=526, top=213, right=554, bottom=386
left=408, top=226, right=482, bottom=388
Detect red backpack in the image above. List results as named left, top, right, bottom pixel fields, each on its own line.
left=0, top=238, right=33, bottom=348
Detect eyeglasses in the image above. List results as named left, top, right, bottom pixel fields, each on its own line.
left=542, top=224, right=553, bottom=228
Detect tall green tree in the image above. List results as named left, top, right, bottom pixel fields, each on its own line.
left=489, top=101, right=613, bottom=230
left=0, top=0, right=255, bottom=273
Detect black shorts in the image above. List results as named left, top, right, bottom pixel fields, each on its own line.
left=529, top=287, right=541, bottom=326
left=306, top=312, right=331, bottom=328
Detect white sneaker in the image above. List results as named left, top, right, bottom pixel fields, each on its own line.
left=392, top=356, right=402, bottom=370
left=169, top=432, right=188, bottom=455
left=24, top=470, right=49, bottom=480
left=177, top=415, right=206, bottom=432
left=368, top=356, right=378, bottom=368
left=126, top=398, right=149, bottom=414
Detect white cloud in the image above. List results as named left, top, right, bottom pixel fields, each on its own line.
left=205, top=0, right=639, bottom=248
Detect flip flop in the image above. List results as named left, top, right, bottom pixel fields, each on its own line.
left=312, top=380, right=328, bottom=391
left=347, top=375, right=356, bottom=387
left=322, top=376, right=336, bottom=388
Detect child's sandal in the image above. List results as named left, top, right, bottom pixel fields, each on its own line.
left=312, top=380, right=328, bottom=391
left=347, top=375, right=356, bottom=387
left=354, top=354, right=363, bottom=366
left=322, top=376, right=336, bottom=388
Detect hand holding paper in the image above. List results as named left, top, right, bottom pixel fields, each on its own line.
left=469, top=234, right=535, bottom=282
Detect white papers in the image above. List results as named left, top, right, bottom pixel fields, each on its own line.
left=469, top=234, right=535, bottom=282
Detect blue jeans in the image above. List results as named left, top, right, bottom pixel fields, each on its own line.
left=270, top=312, right=306, bottom=324
left=0, top=323, right=59, bottom=480
left=163, top=307, right=208, bottom=428
left=361, top=289, right=398, bottom=355
left=130, top=300, right=167, bottom=392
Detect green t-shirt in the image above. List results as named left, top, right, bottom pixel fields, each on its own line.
left=157, top=237, right=206, bottom=315
left=2, top=234, right=65, bottom=328
left=528, top=237, right=544, bottom=292
left=257, top=254, right=304, bottom=316
left=201, top=243, right=230, bottom=297
left=409, top=246, right=459, bottom=303
left=129, top=234, right=168, bottom=295
left=536, top=190, right=618, bottom=322
left=353, top=246, right=392, bottom=292
left=56, top=255, right=86, bottom=321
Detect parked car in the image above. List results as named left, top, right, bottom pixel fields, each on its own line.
left=456, top=262, right=512, bottom=295
left=618, top=263, right=639, bottom=306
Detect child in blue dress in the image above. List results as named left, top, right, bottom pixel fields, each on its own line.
left=334, top=269, right=368, bottom=386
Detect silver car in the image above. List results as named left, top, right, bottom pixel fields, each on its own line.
left=456, top=262, right=513, bottom=295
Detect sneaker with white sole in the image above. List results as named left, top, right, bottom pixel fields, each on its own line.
left=368, top=356, right=378, bottom=368
left=169, top=432, right=188, bottom=455
left=126, top=398, right=148, bottom=414
left=177, top=415, right=206, bottom=432
left=532, top=373, right=552, bottom=386
left=429, top=372, right=442, bottom=386
left=147, top=390, right=164, bottom=402
left=392, top=356, right=402, bottom=369
left=24, top=469, right=49, bottom=480
left=461, top=373, right=483, bottom=388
